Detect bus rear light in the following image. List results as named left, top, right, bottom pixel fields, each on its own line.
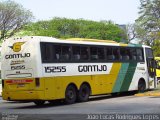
left=35, top=78, right=40, bottom=87
left=2, top=80, right=4, bottom=88
left=6, top=79, right=33, bottom=84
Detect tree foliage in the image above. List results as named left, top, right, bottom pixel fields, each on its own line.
left=136, top=0, right=160, bottom=45
left=21, top=17, right=127, bottom=42
left=0, top=0, right=33, bottom=40
left=152, top=39, right=160, bottom=56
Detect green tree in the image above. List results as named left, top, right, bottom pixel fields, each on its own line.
left=22, top=17, right=125, bottom=42
left=0, top=0, right=34, bottom=40
left=136, top=0, right=160, bottom=45
left=152, top=40, right=160, bottom=56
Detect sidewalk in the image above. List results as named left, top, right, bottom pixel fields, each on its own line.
left=135, top=84, right=160, bottom=97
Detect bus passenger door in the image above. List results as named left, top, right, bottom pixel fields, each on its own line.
left=146, top=58, right=156, bottom=88
left=145, top=48, right=156, bottom=89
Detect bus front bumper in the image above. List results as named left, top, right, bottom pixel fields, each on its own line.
left=2, top=91, right=45, bottom=101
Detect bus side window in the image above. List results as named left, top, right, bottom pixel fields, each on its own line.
left=81, top=47, right=89, bottom=60
left=107, top=47, right=115, bottom=60
left=97, top=47, right=105, bottom=60
left=120, top=48, right=131, bottom=61
left=56, top=54, right=60, bottom=60
left=113, top=48, right=121, bottom=60
left=130, top=48, right=137, bottom=60
left=90, top=47, right=105, bottom=61
left=72, top=46, right=81, bottom=60
left=54, top=45, right=61, bottom=60
left=54, top=45, right=71, bottom=61
left=90, top=47, right=98, bottom=60
left=120, top=48, right=126, bottom=60
left=41, top=43, right=53, bottom=63
left=145, top=48, right=154, bottom=59
left=61, top=46, right=71, bottom=60
left=137, top=49, right=144, bottom=61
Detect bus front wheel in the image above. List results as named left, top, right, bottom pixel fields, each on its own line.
left=138, top=80, right=146, bottom=93
left=65, top=85, right=77, bottom=104
left=78, top=84, right=90, bottom=102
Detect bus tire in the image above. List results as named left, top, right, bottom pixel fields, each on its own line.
left=78, top=84, right=90, bottom=102
left=34, top=100, right=45, bottom=106
left=138, top=79, right=146, bottom=93
left=65, top=85, right=77, bottom=104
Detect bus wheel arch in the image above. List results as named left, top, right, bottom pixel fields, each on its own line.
left=138, top=78, right=146, bottom=93
left=78, top=82, right=91, bottom=102
left=65, top=83, right=78, bottom=104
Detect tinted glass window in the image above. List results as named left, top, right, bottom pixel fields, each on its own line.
left=55, top=45, right=71, bottom=61
left=106, top=47, right=115, bottom=60
left=90, top=47, right=105, bottom=60
left=113, top=48, right=120, bottom=60
left=120, top=48, right=131, bottom=60
left=41, top=43, right=54, bottom=62
left=130, top=49, right=137, bottom=60
left=97, top=48, right=105, bottom=60
left=72, top=46, right=81, bottom=60
left=145, top=48, right=153, bottom=58
left=81, top=47, right=89, bottom=60
left=41, top=42, right=144, bottom=63
left=136, top=48, right=144, bottom=61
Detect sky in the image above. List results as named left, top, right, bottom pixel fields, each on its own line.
left=12, top=0, right=140, bottom=24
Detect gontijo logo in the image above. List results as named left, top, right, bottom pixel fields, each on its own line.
left=5, top=42, right=31, bottom=59
left=9, top=42, right=25, bottom=52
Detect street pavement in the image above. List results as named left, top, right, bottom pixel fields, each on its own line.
left=0, top=94, right=160, bottom=120
left=0, top=84, right=160, bottom=120
left=0, top=94, right=160, bottom=114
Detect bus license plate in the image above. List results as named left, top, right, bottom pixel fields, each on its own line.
left=17, top=84, right=25, bottom=87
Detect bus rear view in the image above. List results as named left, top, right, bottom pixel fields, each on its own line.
left=1, top=37, right=44, bottom=102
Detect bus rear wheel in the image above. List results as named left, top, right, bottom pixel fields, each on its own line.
left=138, top=80, right=146, bottom=93
left=78, top=84, right=90, bottom=102
left=65, top=85, right=77, bottom=104
left=34, top=100, right=45, bottom=106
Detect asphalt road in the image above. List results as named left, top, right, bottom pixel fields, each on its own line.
left=0, top=94, right=160, bottom=120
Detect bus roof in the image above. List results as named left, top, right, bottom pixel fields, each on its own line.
left=3, top=36, right=148, bottom=48
left=4, top=36, right=120, bottom=46
left=66, top=38, right=117, bottom=43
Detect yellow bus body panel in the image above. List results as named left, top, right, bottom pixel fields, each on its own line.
left=3, top=63, right=122, bottom=101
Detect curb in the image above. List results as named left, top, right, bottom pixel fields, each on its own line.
left=135, top=91, right=160, bottom=97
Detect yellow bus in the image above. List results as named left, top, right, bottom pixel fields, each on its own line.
left=155, top=57, right=160, bottom=83
left=0, top=45, right=2, bottom=95
left=1, top=36, right=157, bottom=105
